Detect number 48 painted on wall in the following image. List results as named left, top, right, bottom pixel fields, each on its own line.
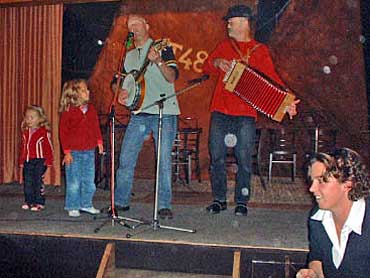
left=170, top=41, right=209, bottom=74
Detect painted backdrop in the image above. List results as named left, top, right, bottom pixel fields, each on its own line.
left=89, top=0, right=368, bottom=179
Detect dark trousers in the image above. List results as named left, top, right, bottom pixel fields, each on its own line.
left=209, top=112, right=256, bottom=204
left=23, top=158, right=46, bottom=205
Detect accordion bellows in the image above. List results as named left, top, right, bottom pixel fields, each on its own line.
left=223, top=61, right=295, bottom=122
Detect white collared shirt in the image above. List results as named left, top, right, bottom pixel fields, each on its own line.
left=311, top=198, right=365, bottom=269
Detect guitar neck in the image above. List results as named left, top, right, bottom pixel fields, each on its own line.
left=134, top=39, right=168, bottom=81
left=138, top=59, right=151, bottom=75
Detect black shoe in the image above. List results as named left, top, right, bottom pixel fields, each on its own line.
left=234, top=203, right=248, bottom=216
left=206, top=200, right=227, bottom=214
left=108, top=205, right=129, bottom=216
left=116, top=205, right=130, bottom=212
left=158, top=208, right=173, bottom=220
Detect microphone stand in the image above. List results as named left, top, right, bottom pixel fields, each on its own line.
left=94, top=96, right=147, bottom=232
left=94, top=33, right=142, bottom=233
left=124, top=80, right=206, bottom=238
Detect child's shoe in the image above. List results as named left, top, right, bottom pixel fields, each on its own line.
left=30, top=204, right=44, bottom=211
left=21, top=203, right=31, bottom=210
left=68, top=210, right=81, bottom=217
left=80, top=207, right=100, bottom=215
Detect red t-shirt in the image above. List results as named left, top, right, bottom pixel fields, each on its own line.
left=203, top=38, right=285, bottom=117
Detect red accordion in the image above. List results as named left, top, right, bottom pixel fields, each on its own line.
left=223, top=61, right=295, bottom=122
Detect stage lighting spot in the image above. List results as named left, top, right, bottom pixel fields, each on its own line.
left=139, top=124, right=146, bottom=133
left=97, top=40, right=103, bottom=45
left=346, top=0, right=357, bottom=8
left=359, top=35, right=366, bottom=44
left=241, top=187, right=249, bottom=196
left=329, top=55, right=338, bottom=65
left=322, top=66, right=331, bottom=74
left=231, top=220, right=240, bottom=228
left=224, top=133, right=237, bottom=147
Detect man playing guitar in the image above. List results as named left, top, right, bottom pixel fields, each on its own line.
left=114, top=14, right=180, bottom=220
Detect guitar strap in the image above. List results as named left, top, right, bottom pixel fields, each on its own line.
left=138, top=39, right=155, bottom=73
left=230, top=39, right=260, bottom=65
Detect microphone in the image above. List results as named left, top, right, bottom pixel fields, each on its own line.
left=125, top=32, right=134, bottom=48
left=187, top=74, right=209, bottom=85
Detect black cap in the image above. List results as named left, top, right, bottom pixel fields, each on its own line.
left=223, top=4, right=254, bottom=20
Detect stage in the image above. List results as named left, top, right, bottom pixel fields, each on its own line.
left=0, top=178, right=313, bottom=277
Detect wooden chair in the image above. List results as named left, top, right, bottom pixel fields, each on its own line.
left=172, top=117, right=202, bottom=183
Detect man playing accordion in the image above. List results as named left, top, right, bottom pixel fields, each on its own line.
left=203, top=4, right=300, bottom=216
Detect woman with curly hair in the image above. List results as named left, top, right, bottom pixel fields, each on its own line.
left=297, top=148, right=370, bottom=278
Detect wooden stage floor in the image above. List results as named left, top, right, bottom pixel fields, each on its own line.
left=0, top=177, right=313, bottom=277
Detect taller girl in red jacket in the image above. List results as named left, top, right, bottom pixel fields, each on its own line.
left=59, top=79, right=103, bottom=217
left=19, top=105, right=54, bottom=211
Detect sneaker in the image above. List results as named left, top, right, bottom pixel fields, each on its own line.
left=68, top=210, right=81, bottom=217
left=158, top=208, right=173, bottom=220
left=80, top=207, right=100, bottom=215
left=21, top=203, right=31, bottom=210
left=234, top=203, right=248, bottom=216
left=206, top=200, right=227, bottom=214
left=30, top=204, right=44, bottom=211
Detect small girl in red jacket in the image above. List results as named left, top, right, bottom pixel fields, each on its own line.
left=19, top=105, right=54, bottom=211
left=59, top=79, right=103, bottom=217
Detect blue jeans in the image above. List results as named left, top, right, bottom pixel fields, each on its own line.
left=23, top=158, right=46, bottom=205
left=209, top=111, right=256, bottom=204
left=64, top=149, right=97, bottom=211
left=115, top=114, right=177, bottom=209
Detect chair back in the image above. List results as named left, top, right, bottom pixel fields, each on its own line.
left=268, top=128, right=297, bottom=182
left=314, top=128, right=337, bottom=153
left=172, top=116, right=203, bottom=183
left=269, top=128, right=296, bottom=156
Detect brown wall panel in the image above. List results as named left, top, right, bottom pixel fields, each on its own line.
left=89, top=0, right=368, bottom=179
